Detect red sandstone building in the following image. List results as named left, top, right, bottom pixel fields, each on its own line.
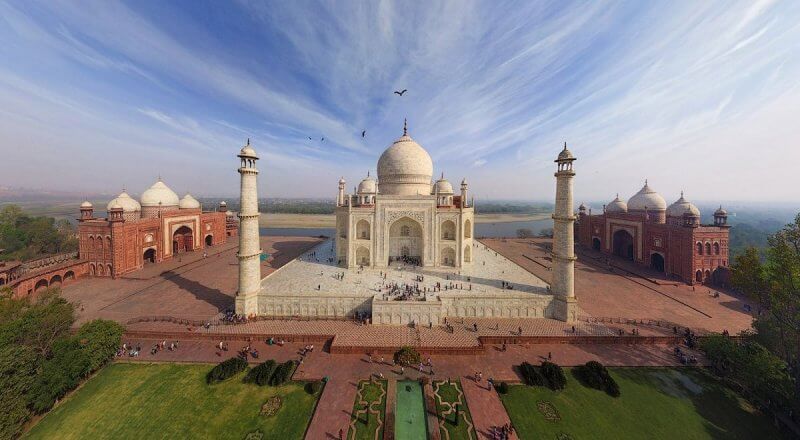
left=576, top=181, right=730, bottom=285
left=77, top=179, right=238, bottom=278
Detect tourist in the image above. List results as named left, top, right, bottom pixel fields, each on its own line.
left=548, top=351, right=552, bottom=360
left=518, top=326, right=523, bottom=335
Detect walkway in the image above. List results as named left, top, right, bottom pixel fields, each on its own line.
left=461, top=378, right=516, bottom=440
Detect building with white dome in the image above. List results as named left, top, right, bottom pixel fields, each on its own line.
left=576, top=181, right=731, bottom=285
left=335, top=120, right=474, bottom=268
left=76, top=178, right=236, bottom=278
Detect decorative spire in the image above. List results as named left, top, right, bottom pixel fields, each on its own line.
left=441, top=172, right=444, bottom=179
left=563, top=142, right=567, bottom=150
left=367, top=171, right=370, bottom=177
left=247, top=138, right=250, bottom=146
left=680, top=190, right=684, bottom=198
left=403, top=118, right=407, bottom=136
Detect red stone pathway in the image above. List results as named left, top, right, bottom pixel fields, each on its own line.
left=461, top=378, right=517, bottom=440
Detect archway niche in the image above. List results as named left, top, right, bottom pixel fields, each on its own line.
left=612, top=229, right=635, bottom=260
left=464, top=245, right=471, bottom=263
left=356, top=220, right=370, bottom=240
left=650, top=253, right=665, bottom=273
left=592, top=237, right=601, bottom=250
left=205, top=234, right=213, bottom=247
left=441, top=220, right=456, bottom=240
left=172, top=226, right=194, bottom=254
left=388, top=217, right=423, bottom=265
left=143, top=248, right=156, bottom=264
left=355, top=246, right=370, bottom=266
left=441, top=247, right=456, bottom=266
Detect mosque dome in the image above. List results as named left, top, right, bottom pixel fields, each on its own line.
left=226, top=210, right=234, bottom=217
left=357, top=174, right=377, bottom=194
left=434, top=175, right=454, bottom=194
left=179, top=193, right=201, bottom=210
left=667, top=192, right=700, bottom=217
left=80, top=201, right=93, bottom=208
left=140, top=179, right=180, bottom=207
left=377, top=120, right=433, bottom=196
left=715, top=206, right=727, bottom=216
left=107, top=190, right=141, bottom=213
left=627, top=181, right=666, bottom=211
left=606, top=195, right=627, bottom=213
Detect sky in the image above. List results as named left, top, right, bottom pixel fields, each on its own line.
left=1, top=0, right=799, bottom=205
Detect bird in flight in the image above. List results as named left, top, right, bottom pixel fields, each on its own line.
left=321, top=137, right=325, bottom=142
left=361, top=130, right=366, bottom=138
left=307, top=136, right=312, bottom=140
left=394, top=89, right=407, bottom=96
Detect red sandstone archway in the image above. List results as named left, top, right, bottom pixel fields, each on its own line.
left=205, top=234, right=213, bottom=247
left=143, top=248, right=156, bottom=264
left=612, top=229, right=634, bottom=260
left=34, top=279, right=48, bottom=292
left=172, top=226, right=193, bottom=254
left=50, top=274, right=62, bottom=287
left=64, top=271, right=75, bottom=282
left=650, top=253, right=665, bottom=273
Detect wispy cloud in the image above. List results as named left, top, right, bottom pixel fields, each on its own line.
left=0, top=0, right=798, bottom=201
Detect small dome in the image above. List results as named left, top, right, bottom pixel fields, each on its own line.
left=80, top=200, right=93, bottom=208
left=556, top=143, right=575, bottom=161
left=606, top=195, right=628, bottom=213
left=667, top=192, right=700, bottom=217
left=219, top=201, right=227, bottom=207
left=338, top=177, right=346, bottom=185
left=238, top=139, right=258, bottom=159
left=715, top=206, right=727, bottom=216
left=376, top=121, right=434, bottom=196
left=179, top=193, right=201, bottom=210
left=226, top=210, right=234, bottom=217
left=628, top=181, right=666, bottom=211
left=434, top=175, right=454, bottom=194
left=461, top=178, right=468, bottom=186
left=107, top=191, right=141, bottom=213
left=140, top=179, right=180, bottom=207
left=108, top=199, right=122, bottom=210
left=578, top=203, right=587, bottom=211
left=357, top=175, right=377, bottom=194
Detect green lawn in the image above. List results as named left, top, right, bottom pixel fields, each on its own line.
left=433, top=380, right=476, bottom=440
left=500, top=367, right=784, bottom=440
left=24, top=363, right=320, bottom=440
left=350, top=379, right=387, bottom=440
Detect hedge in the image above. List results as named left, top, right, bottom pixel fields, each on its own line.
left=269, top=360, right=296, bottom=386
left=244, top=360, right=277, bottom=386
left=305, top=381, right=322, bottom=394
left=573, top=361, right=620, bottom=397
left=207, top=357, right=248, bottom=384
left=519, top=362, right=544, bottom=386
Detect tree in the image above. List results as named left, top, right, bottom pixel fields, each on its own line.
left=75, top=319, right=125, bottom=372
left=0, top=345, right=38, bottom=439
left=28, top=338, right=91, bottom=413
left=0, top=290, right=75, bottom=356
left=537, top=228, right=554, bottom=238
left=516, top=228, right=534, bottom=239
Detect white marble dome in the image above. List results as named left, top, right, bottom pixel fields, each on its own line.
left=627, top=181, right=666, bottom=211
left=107, top=190, right=141, bottom=213
left=377, top=124, right=433, bottom=196
left=357, top=174, right=377, bottom=194
left=434, top=175, right=454, bottom=194
left=179, top=193, right=201, bottom=210
left=140, top=179, right=180, bottom=207
left=80, top=200, right=93, bottom=208
left=667, top=192, right=700, bottom=217
left=606, top=195, right=627, bottom=213
left=239, top=139, right=258, bottom=159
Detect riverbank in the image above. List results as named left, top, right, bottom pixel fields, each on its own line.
left=258, top=212, right=551, bottom=228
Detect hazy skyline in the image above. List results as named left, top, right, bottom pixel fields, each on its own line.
left=1, top=0, right=799, bottom=204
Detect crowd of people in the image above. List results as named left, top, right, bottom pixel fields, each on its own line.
left=117, top=340, right=180, bottom=357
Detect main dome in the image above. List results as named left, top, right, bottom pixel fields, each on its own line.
left=377, top=123, right=433, bottom=196
left=140, top=179, right=180, bottom=207
left=627, top=181, right=666, bottom=211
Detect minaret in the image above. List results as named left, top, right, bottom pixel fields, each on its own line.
left=552, top=142, right=577, bottom=322
left=460, top=178, right=468, bottom=208
left=337, top=177, right=346, bottom=206
left=235, top=139, right=262, bottom=316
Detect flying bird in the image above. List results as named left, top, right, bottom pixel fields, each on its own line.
left=394, top=89, right=407, bottom=96
left=361, top=130, right=366, bottom=138
left=307, top=136, right=312, bottom=140
left=321, top=137, right=325, bottom=142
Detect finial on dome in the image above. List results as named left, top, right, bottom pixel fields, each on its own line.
left=441, top=172, right=444, bottom=179
left=247, top=138, right=250, bottom=146
left=680, top=190, right=684, bottom=198
left=403, top=118, right=407, bottom=136
left=645, top=179, right=648, bottom=185
left=367, top=171, right=370, bottom=177
left=563, top=142, right=567, bottom=150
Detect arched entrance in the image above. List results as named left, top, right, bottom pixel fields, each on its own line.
left=464, top=245, right=471, bottom=263
left=592, top=237, right=601, bottom=250
left=388, top=217, right=423, bottom=265
left=143, top=248, right=156, bottom=264
left=64, top=271, right=75, bottom=282
left=50, top=274, right=62, bottom=288
left=441, top=220, right=455, bottom=240
left=205, top=234, right=213, bottom=247
left=441, top=247, right=456, bottom=266
left=356, top=220, right=370, bottom=240
left=172, top=226, right=193, bottom=254
left=650, top=253, right=665, bottom=273
left=355, top=246, right=370, bottom=266
left=612, top=229, right=634, bottom=260
left=34, top=279, right=48, bottom=292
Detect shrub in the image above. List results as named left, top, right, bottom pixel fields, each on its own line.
left=540, top=361, right=566, bottom=391
left=206, top=357, right=248, bottom=384
left=519, top=362, right=544, bottom=386
left=394, top=346, right=421, bottom=366
left=574, top=361, right=619, bottom=397
left=496, top=381, right=509, bottom=394
left=28, top=338, right=91, bottom=413
left=245, top=360, right=277, bottom=386
left=305, top=381, right=322, bottom=394
left=269, top=360, right=296, bottom=386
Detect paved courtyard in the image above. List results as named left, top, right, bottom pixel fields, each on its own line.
left=62, top=236, right=324, bottom=325
left=257, top=238, right=550, bottom=299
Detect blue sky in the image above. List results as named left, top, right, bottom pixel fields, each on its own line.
left=1, top=0, right=799, bottom=204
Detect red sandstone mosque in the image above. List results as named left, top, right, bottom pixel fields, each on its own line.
left=576, top=181, right=730, bottom=285
left=76, top=178, right=238, bottom=278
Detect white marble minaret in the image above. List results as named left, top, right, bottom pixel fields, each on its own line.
left=235, top=139, right=262, bottom=316
left=552, top=143, right=578, bottom=322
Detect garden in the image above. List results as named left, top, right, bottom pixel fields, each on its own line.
left=24, top=362, right=321, bottom=439
left=500, top=366, right=785, bottom=439
left=349, top=379, right=387, bottom=440
left=432, top=380, right=476, bottom=440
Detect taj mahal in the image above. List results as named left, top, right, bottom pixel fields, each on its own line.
left=235, top=121, right=578, bottom=323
